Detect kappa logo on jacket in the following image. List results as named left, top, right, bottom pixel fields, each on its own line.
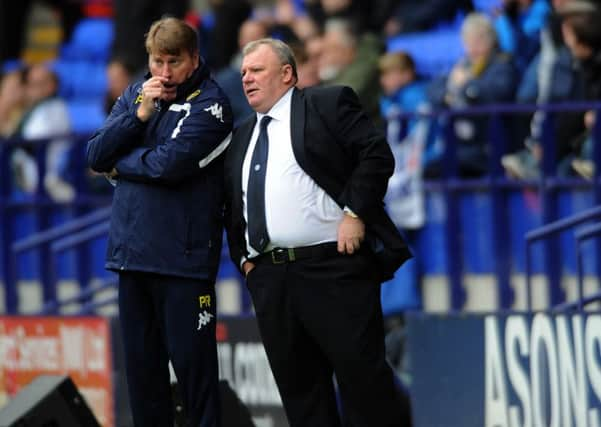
left=197, top=310, right=214, bottom=330
left=204, top=103, right=224, bottom=122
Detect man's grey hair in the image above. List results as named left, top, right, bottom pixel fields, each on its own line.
left=461, top=12, right=497, bottom=46
left=242, top=38, right=298, bottom=82
left=324, top=18, right=358, bottom=49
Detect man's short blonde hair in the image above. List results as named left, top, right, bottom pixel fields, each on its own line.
left=145, top=17, right=198, bottom=56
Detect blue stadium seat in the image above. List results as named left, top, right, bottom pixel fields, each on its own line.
left=387, top=29, right=464, bottom=78
left=51, top=60, right=107, bottom=100
left=472, top=0, right=502, bottom=14
left=67, top=99, right=106, bottom=135
left=60, top=18, right=114, bottom=62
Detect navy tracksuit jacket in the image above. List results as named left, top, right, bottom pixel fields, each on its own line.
left=87, top=62, right=233, bottom=427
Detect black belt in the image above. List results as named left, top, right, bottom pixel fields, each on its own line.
left=252, top=242, right=339, bottom=265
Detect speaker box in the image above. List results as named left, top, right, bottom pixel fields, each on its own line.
left=0, top=375, right=100, bottom=427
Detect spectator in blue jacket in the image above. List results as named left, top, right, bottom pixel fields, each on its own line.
left=378, top=51, right=427, bottom=134
left=86, top=17, right=233, bottom=427
left=502, top=0, right=586, bottom=179
left=428, top=12, right=518, bottom=177
left=494, top=0, right=551, bottom=72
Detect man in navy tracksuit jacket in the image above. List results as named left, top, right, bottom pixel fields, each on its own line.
left=86, top=17, right=232, bottom=427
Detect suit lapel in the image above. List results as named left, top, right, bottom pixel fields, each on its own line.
left=233, top=116, right=257, bottom=200
left=290, top=88, right=308, bottom=170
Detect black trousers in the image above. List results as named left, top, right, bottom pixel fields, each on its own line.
left=247, top=250, right=404, bottom=427
left=118, top=271, right=220, bottom=427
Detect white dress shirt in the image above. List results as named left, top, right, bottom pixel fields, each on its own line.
left=242, top=87, right=344, bottom=257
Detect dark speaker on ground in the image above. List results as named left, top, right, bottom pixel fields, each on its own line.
left=0, top=375, right=100, bottom=427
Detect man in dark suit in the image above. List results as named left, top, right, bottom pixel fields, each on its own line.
left=224, top=38, right=412, bottom=427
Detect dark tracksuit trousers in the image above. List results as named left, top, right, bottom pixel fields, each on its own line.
left=246, top=248, right=404, bottom=427
left=118, top=271, right=219, bottom=427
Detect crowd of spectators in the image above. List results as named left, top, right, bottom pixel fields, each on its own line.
left=0, top=0, right=598, bottom=201
left=2, top=0, right=601, bottom=189
left=3, top=0, right=601, bottom=390
left=205, top=0, right=600, bottom=181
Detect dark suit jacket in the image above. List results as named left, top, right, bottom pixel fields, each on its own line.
left=224, top=85, right=412, bottom=281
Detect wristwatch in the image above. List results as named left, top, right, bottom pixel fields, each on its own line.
left=343, top=207, right=359, bottom=219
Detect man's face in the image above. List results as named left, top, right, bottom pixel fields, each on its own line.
left=380, top=68, right=409, bottom=96
left=148, top=50, right=199, bottom=101
left=561, top=20, right=593, bottom=59
left=26, top=66, right=55, bottom=106
left=318, top=30, right=354, bottom=81
left=241, top=44, right=294, bottom=113
left=107, top=61, right=130, bottom=99
left=463, top=32, right=493, bottom=63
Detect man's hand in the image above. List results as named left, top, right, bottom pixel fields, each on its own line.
left=585, top=110, right=596, bottom=130
left=449, top=65, right=470, bottom=88
left=337, top=214, right=365, bottom=254
left=104, top=168, right=118, bottom=179
left=136, top=76, right=169, bottom=122
left=243, top=261, right=256, bottom=277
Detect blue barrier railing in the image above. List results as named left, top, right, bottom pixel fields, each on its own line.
left=40, top=277, right=118, bottom=314
left=524, top=205, right=601, bottom=311
left=573, top=222, right=601, bottom=310
left=7, top=205, right=111, bottom=314
left=45, top=220, right=112, bottom=314
left=392, top=101, right=601, bottom=311
left=2, top=101, right=601, bottom=314
left=565, top=221, right=601, bottom=312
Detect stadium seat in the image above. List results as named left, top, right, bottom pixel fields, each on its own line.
left=67, top=99, right=106, bottom=135
left=51, top=60, right=107, bottom=100
left=60, top=18, right=114, bottom=62
left=387, top=28, right=464, bottom=78
left=472, top=0, right=502, bottom=14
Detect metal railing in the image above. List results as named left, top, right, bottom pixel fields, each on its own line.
left=7, top=207, right=112, bottom=314
left=524, top=205, right=601, bottom=311
left=2, top=101, right=601, bottom=314
left=551, top=220, right=601, bottom=312
left=419, top=102, right=601, bottom=310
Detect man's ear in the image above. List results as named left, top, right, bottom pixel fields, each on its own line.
left=282, top=64, right=294, bottom=84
